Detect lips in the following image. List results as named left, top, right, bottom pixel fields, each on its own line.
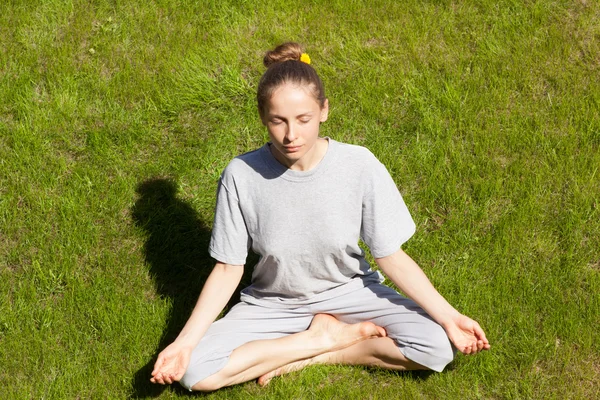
left=284, top=145, right=302, bottom=153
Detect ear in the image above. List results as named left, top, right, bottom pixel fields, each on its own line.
left=319, top=98, right=329, bottom=122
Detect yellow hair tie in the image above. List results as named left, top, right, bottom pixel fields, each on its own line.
left=300, top=53, right=311, bottom=65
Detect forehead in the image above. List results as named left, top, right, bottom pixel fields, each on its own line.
left=266, top=83, right=321, bottom=114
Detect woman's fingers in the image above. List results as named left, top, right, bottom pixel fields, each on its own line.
left=150, top=345, right=191, bottom=385
left=151, top=360, right=186, bottom=385
left=466, top=339, right=490, bottom=355
left=151, top=357, right=163, bottom=376
left=447, top=316, right=490, bottom=355
left=151, top=359, right=173, bottom=385
left=152, top=352, right=171, bottom=377
left=473, top=321, right=489, bottom=345
left=151, top=372, right=164, bottom=385
left=458, top=334, right=483, bottom=355
left=479, top=339, right=490, bottom=351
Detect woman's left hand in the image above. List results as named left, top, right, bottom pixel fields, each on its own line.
left=443, top=314, right=491, bottom=355
left=375, top=250, right=490, bottom=355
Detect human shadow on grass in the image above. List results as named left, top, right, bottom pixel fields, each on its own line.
left=128, top=177, right=253, bottom=398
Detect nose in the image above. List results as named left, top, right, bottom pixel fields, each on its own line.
left=285, top=123, right=297, bottom=142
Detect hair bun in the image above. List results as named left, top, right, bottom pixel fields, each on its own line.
left=263, top=42, right=304, bottom=68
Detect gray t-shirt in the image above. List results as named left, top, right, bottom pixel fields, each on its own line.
left=209, top=138, right=416, bottom=305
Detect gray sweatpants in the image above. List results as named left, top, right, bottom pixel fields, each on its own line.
left=180, top=279, right=455, bottom=390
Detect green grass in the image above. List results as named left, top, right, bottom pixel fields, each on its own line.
left=1, top=0, right=599, bottom=398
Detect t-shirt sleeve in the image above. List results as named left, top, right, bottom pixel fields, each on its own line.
left=360, top=157, right=416, bottom=258
left=208, top=170, right=250, bottom=265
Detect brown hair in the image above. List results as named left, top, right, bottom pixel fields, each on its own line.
left=257, top=42, right=326, bottom=117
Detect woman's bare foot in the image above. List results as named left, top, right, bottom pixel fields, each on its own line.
left=308, top=314, right=386, bottom=352
left=259, top=314, right=386, bottom=386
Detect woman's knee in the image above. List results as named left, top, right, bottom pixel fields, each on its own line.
left=392, top=322, right=455, bottom=371
left=425, top=321, right=454, bottom=357
left=423, top=324, right=455, bottom=368
left=180, top=369, right=225, bottom=392
left=190, top=376, right=224, bottom=392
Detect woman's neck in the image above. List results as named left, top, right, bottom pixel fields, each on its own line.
left=271, top=137, right=329, bottom=172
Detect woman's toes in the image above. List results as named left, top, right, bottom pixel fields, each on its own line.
left=258, top=373, right=273, bottom=386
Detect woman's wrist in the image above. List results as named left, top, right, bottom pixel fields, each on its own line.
left=172, top=335, right=199, bottom=350
left=174, top=325, right=210, bottom=349
left=438, top=310, right=463, bottom=330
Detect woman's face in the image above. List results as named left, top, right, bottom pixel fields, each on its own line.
left=261, top=83, right=329, bottom=171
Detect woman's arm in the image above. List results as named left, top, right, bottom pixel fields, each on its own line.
left=151, top=262, right=244, bottom=384
left=375, top=249, right=490, bottom=354
left=173, top=262, right=244, bottom=347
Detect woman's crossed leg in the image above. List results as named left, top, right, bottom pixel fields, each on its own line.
left=191, top=314, right=386, bottom=391
left=182, top=282, right=452, bottom=391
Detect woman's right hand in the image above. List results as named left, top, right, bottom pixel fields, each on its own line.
left=149, top=262, right=243, bottom=385
left=150, top=341, right=193, bottom=385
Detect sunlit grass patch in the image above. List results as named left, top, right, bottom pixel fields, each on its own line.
left=1, top=0, right=599, bottom=398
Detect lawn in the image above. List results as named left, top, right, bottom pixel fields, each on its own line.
left=1, top=0, right=599, bottom=398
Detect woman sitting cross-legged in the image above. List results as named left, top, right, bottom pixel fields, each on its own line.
left=150, top=42, right=490, bottom=392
